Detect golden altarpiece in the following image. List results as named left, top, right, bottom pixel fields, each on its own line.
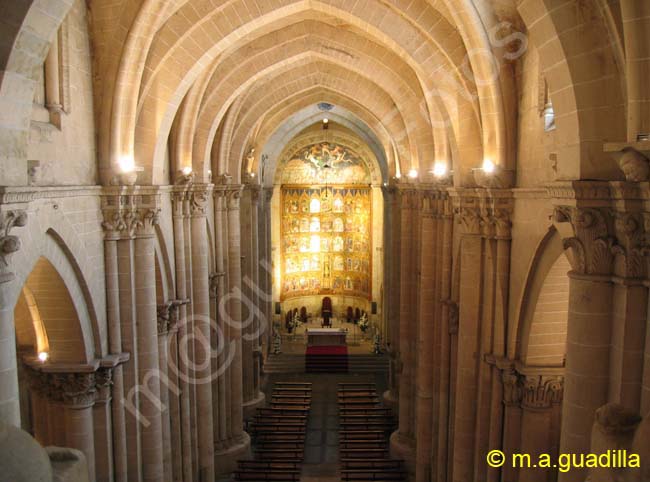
left=280, top=142, right=372, bottom=302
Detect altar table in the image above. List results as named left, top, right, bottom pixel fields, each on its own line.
left=306, top=328, right=347, bottom=346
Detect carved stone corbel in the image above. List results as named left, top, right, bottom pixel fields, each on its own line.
left=0, top=210, right=28, bottom=283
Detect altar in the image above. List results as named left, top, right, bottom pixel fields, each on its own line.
left=306, top=328, right=347, bottom=346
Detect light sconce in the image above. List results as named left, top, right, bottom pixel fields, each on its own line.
left=119, top=155, right=135, bottom=173
left=114, top=155, right=142, bottom=186
left=482, top=159, right=496, bottom=174
left=472, top=158, right=514, bottom=188
left=38, top=351, right=49, bottom=363
left=433, top=162, right=448, bottom=178
left=408, top=169, right=419, bottom=179
left=175, top=165, right=195, bottom=185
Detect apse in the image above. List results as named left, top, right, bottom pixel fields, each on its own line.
left=271, top=120, right=385, bottom=328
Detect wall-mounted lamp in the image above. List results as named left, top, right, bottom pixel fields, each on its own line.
left=119, top=156, right=135, bottom=173
left=433, top=162, right=448, bottom=178
left=38, top=351, right=49, bottom=363
left=408, top=169, right=419, bottom=179
left=472, top=158, right=514, bottom=188
left=482, top=159, right=496, bottom=174
left=114, top=155, right=142, bottom=185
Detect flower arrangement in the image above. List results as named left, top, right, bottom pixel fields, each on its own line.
left=289, top=311, right=302, bottom=331
left=358, top=312, right=369, bottom=332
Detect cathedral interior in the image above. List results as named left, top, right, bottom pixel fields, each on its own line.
left=0, top=0, right=650, bottom=481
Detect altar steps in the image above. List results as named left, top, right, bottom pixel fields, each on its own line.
left=306, top=354, right=349, bottom=373
left=264, top=354, right=389, bottom=374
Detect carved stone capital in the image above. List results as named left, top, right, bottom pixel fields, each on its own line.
left=612, top=211, right=646, bottom=278
left=189, top=186, right=210, bottom=217
left=226, top=186, right=243, bottom=210
left=41, top=372, right=97, bottom=408
left=157, top=302, right=173, bottom=335
left=501, top=367, right=522, bottom=407
left=520, top=374, right=564, bottom=410
left=0, top=210, right=28, bottom=283
left=553, top=206, right=614, bottom=275
left=95, top=368, right=114, bottom=403
left=101, top=190, right=161, bottom=239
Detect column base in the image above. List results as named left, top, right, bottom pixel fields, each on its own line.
left=383, top=389, right=398, bottom=411
left=242, top=391, right=266, bottom=419
left=214, top=432, right=251, bottom=477
left=390, top=431, right=416, bottom=478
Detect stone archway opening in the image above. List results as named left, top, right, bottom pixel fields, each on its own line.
left=13, top=256, right=86, bottom=440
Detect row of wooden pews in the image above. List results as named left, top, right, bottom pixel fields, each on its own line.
left=235, top=382, right=312, bottom=481
left=338, top=382, right=406, bottom=481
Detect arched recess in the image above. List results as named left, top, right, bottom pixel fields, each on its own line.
left=514, top=227, right=571, bottom=364
left=14, top=256, right=88, bottom=364
left=13, top=256, right=90, bottom=435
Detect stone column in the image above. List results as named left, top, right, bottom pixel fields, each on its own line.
left=101, top=219, right=128, bottom=482
left=60, top=372, right=97, bottom=481
left=189, top=185, right=216, bottom=482
left=44, top=34, right=61, bottom=110
left=240, top=187, right=255, bottom=412
left=382, top=186, right=400, bottom=407
left=390, top=185, right=418, bottom=471
left=250, top=186, right=264, bottom=407
left=415, top=191, right=436, bottom=482
left=553, top=206, right=614, bottom=482
left=156, top=304, right=173, bottom=482
left=133, top=208, right=164, bottom=482
left=519, top=371, right=564, bottom=482
left=213, top=183, right=251, bottom=473
left=500, top=366, right=523, bottom=482
left=171, top=189, right=194, bottom=482
left=435, top=195, right=454, bottom=482
left=94, top=368, right=115, bottom=482
left=213, top=188, right=230, bottom=450
left=227, top=186, right=245, bottom=439
left=451, top=197, right=483, bottom=482
left=0, top=210, right=28, bottom=427
left=165, top=300, right=185, bottom=482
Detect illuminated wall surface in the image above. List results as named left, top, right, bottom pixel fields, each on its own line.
left=280, top=142, right=372, bottom=301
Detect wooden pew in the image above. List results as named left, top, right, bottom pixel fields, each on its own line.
left=274, top=382, right=312, bottom=388
left=338, top=383, right=376, bottom=388
left=255, top=448, right=305, bottom=460
left=270, top=402, right=311, bottom=410
left=250, top=424, right=305, bottom=433
left=256, top=407, right=310, bottom=416
left=238, top=460, right=302, bottom=470
left=340, top=459, right=404, bottom=470
left=234, top=469, right=301, bottom=481
left=340, top=430, right=386, bottom=441
left=254, top=433, right=306, bottom=443
left=340, top=469, right=406, bottom=481
left=339, top=408, right=392, bottom=416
